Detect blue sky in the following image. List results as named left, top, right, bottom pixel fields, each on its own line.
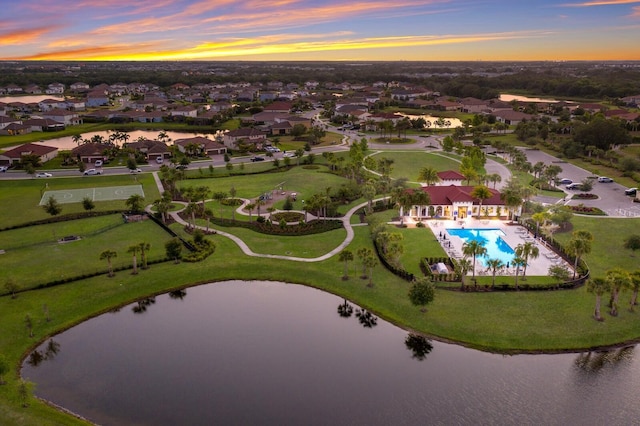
left=1, top=0, right=639, bottom=61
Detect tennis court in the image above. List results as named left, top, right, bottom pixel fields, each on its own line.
left=39, top=185, right=145, bottom=205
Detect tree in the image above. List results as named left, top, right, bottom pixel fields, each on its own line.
left=462, top=240, right=487, bottom=283
left=99, top=250, right=117, bottom=277
left=25, top=314, right=34, bottom=338
left=127, top=245, right=140, bottom=274
left=606, top=268, right=630, bottom=317
left=629, top=270, right=640, bottom=311
left=138, top=242, right=151, bottom=270
left=363, top=253, right=378, bottom=287
left=294, top=148, right=305, bottom=165
left=245, top=203, right=256, bottom=221
left=548, top=264, right=570, bottom=289
left=338, top=250, right=354, bottom=280
left=485, top=258, right=504, bottom=289
left=165, top=238, right=183, bottom=263
left=42, top=196, right=62, bottom=216
left=470, top=185, right=492, bottom=218
left=4, top=278, right=19, bottom=299
left=408, top=277, right=436, bottom=312
left=125, top=194, right=145, bottom=213
left=567, top=230, right=593, bottom=279
left=487, top=173, right=502, bottom=189
left=356, top=247, right=373, bottom=278
left=623, top=235, right=640, bottom=252
left=153, top=192, right=172, bottom=224
left=512, top=256, right=527, bottom=290
left=81, top=196, right=95, bottom=212
left=587, top=277, right=610, bottom=321
left=455, top=258, right=472, bottom=290
left=417, top=167, right=440, bottom=185
left=361, top=182, right=376, bottom=214
left=514, top=241, right=539, bottom=278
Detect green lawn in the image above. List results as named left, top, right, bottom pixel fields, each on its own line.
left=0, top=215, right=174, bottom=291
left=4, top=149, right=640, bottom=424
left=0, top=174, right=161, bottom=229
left=367, top=150, right=462, bottom=181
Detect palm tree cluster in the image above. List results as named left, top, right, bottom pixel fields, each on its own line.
left=587, top=268, right=640, bottom=321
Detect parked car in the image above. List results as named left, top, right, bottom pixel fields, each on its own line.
left=156, top=156, right=164, bottom=164
left=84, top=168, right=102, bottom=175
left=250, top=156, right=265, bottom=162
left=94, top=160, right=103, bottom=167
left=625, top=188, right=637, bottom=196
left=558, top=178, right=572, bottom=185
left=36, top=172, right=52, bottom=178
left=597, top=176, right=613, bottom=183
left=566, top=183, right=581, bottom=190
left=0, top=166, right=8, bottom=172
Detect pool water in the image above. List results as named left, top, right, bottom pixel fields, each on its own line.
left=446, top=228, right=515, bottom=266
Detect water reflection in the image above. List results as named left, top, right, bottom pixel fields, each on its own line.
left=131, top=296, right=156, bottom=314
left=337, top=299, right=353, bottom=318
left=355, top=308, right=378, bottom=328
left=168, top=289, right=187, bottom=300
left=574, top=346, right=635, bottom=374
left=404, top=333, right=434, bottom=361
left=27, top=339, right=61, bottom=367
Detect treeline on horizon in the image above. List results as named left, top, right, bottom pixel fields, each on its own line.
left=0, top=60, right=639, bottom=101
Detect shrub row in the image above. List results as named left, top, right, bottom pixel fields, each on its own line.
left=211, top=217, right=343, bottom=236
left=372, top=239, right=414, bottom=282
left=182, top=239, right=216, bottom=262
left=0, top=210, right=123, bottom=232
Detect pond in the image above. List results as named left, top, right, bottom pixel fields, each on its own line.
left=22, top=281, right=640, bottom=425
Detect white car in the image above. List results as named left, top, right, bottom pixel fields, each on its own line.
left=84, top=168, right=102, bottom=176
left=130, top=168, right=143, bottom=173
left=282, top=152, right=295, bottom=158
left=0, top=166, right=8, bottom=172
left=94, top=160, right=103, bottom=167
left=36, top=172, right=52, bottom=178
left=597, top=176, right=613, bottom=183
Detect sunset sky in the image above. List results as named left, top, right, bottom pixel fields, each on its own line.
left=2, top=0, right=640, bottom=61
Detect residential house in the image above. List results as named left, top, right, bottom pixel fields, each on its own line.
left=263, top=101, right=292, bottom=113
left=39, top=98, right=68, bottom=111
left=494, top=110, right=534, bottom=126
left=0, top=143, right=58, bottom=166
left=459, top=98, right=489, bottom=113
left=126, top=139, right=171, bottom=162
left=86, top=90, right=110, bottom=107
left=23, top=118, right=65, bottom=132
left=222, top=128, right=266, bottom=149
left=0, top=115, right=21, bottom=130
left=71, top=143, right=111, bottom=164
left=41, top=109, right=82, bottom=126
left=0, top=122, right=31, bottom=136
left=174, top=136, right=227, bottom=156
left=46, top=83, right=65, bottom=95
left=169, top=105, right=198, bottom=118
left=70, top=82, right=90, bottom=92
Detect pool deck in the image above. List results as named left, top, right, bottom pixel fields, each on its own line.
left=424, top=218, right=573, bottom=278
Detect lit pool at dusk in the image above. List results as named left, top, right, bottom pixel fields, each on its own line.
left=446, top=228, right=515, bottom=266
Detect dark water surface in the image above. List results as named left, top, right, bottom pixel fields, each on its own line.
left=22, top=281, right=640, bottom=425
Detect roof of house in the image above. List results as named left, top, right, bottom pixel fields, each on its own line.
left=71, top=143, right=112, bottom=156
left=437, top=170, right=466, bottom=180
left=225, top=128, right=265, bottom=138
left=418, top=185, right=504, bottom=206
left=174, top=136, right=224, bottom=149
left=2, top=143, right=58, bottom=158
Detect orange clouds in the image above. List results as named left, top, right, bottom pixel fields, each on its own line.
left=0, top=26, right=58, bottom=45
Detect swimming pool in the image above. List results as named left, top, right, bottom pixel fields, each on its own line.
left=446, top=228, right=515, bottom=266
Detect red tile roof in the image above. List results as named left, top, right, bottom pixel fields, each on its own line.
left=418, top=185, right=504, bottom=206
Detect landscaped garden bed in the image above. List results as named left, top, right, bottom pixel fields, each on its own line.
left=567, top=204, right=606, bottom=215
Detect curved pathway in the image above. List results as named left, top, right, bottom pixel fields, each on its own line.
left=164, top=198, right=387, bottom=263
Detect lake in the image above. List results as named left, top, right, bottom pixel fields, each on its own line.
left=22, top=280, right=640, bottom=425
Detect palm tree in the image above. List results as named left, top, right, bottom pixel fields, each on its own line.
left=417, top=167, right=440, bottom=186
left=607, top=268, right=631, bottom=317
left=487, top=173, right=502, bottom=189
left=629, top=270, right=640, bottom=311
left=138, top=242, right=150, bottom=270
left=512, top=256, right=527, bottom=290
left=587, top=277, right=610, bottom=321
left=514, top=241, right=539, bottom=278
left=99, top=250, right=117, bottom=277
left=245, top=203, right=256, bottom=221
left=462, top=240, right=487, bottom=282
left=363, top=254, right=378, bottom=287
left=567, top=230, right=593, bottom=279
left=456, top=258, right=472, bottom=290
left=127, top=245, right=140, bottom=275
left=212, top=191, right=228, bottom=218
left=485, top=258, right=504, bottom=289
left=470, top=185, right=492, bottom=219
left=338, top=250, right=354, bottom=280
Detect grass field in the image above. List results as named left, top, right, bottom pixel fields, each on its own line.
left=367, top=150, right=462, bottom=181
left=2, top=150, right=640, bottom=424
left=0, top=174, right=161, bottom=229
